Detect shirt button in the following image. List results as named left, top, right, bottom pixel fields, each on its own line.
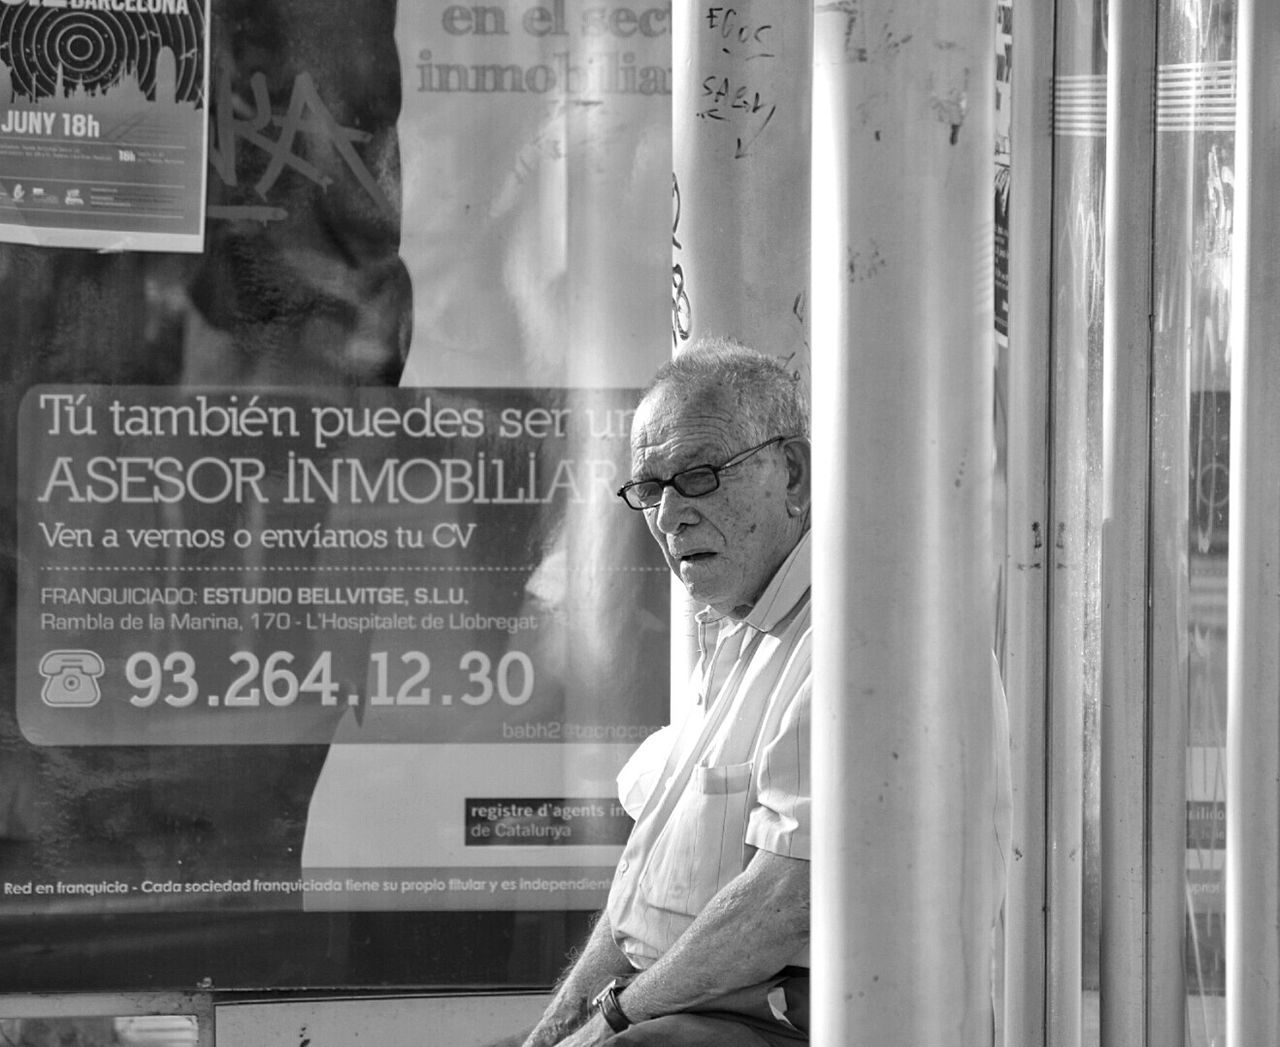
left=618, top=860, right=629, bottom=873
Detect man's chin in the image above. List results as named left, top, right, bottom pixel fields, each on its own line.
left=677, top=564, right=732, bottom=611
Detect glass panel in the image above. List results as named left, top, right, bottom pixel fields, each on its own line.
left=0, top=0, right=671, bottom=995
left=1153, top=0, right=1235, bottom=1043
left=1049, top=1, right=1108, bottom=1043
left=0, top=1016, right=200, bottom=1047
left=1053, top=1, right=1236, bottom=1042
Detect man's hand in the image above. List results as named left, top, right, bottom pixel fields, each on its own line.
left=550, top=1013, right=614, bottom=1047
left=520, top=915, right=634, bottom=1047
left=617, top=848, right=809, bottom=1022
left=523, top=850, right=808, bottom=1044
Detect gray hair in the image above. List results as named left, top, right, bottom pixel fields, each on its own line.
left=643, top=337, right=810, bottom=442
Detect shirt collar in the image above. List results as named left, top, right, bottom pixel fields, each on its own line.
left=695, top=530, right=812, bottom=636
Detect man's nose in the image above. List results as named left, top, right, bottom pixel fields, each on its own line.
left=652, top=484, right=699, bottom=532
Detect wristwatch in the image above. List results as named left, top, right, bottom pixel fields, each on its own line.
left=592, top=976, right=633, bottom=1033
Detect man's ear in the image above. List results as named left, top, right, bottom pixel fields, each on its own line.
left=782, top=436, right=812, bottom=515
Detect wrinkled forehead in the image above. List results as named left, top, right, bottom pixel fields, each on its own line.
left=629, top=385, right=743, bottom=473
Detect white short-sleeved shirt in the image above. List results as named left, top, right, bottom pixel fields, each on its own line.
left=606, top=532, right=813, bottom=970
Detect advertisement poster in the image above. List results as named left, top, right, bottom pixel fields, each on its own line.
left=12, top=384, right=668, bottom=913
left=994, top=0, right=1011, bottom=340
left=0, top=0, right=209, bottom=252
left=0, top=0, right=671, bottom=992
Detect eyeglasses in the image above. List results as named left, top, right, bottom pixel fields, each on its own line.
left=616, top=436, right=789, bottom=510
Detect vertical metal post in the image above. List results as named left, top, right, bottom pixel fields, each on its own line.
left=669, top=2, right=812, bottom=705
left=810, top=2, right=999, bottom=1043
left=1227, top=0, right=1280, bottom=1041
left=671, top=0, right=812, bottom=371
left=1100, top=0, right=1157, bottom=1043
left=1004, top=3, right=1056, bottom=1046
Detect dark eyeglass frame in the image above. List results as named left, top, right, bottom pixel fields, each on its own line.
left=616, top=435, right=790, bottom=510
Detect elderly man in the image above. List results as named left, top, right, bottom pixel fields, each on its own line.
left=523, top=338, right=813, bottom=1046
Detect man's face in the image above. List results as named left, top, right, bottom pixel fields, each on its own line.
left=628, top=386, right=801, bottom=617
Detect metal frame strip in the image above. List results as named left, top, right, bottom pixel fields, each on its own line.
left=1100, top=1, right=1158, bottom=1044
left=1003, top=0, right=1056, bottom=1042
left=1227, top=0, right=1280, bottom=1041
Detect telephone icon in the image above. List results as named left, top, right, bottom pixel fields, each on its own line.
left=38, top=650, right=105, bottom=708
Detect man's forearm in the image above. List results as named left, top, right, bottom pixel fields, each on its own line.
left=618, top=849, right=809, bottom=1023
left=521, top=912, right=635, bottom=1047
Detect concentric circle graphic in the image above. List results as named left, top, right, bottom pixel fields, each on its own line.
left=0, top=3, right=205, bottom=106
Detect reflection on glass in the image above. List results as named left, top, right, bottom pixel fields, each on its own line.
left=0, top=1016, right=199, bottom=1047
left=1049, top=2, right=1107, bottom=1044
left=1054, top=0, right=1235, bottom=1042
left=1154, top=0, right=1235, bottom=1043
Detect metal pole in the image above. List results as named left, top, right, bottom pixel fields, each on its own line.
left=1227, top=0, right=1280, bottom=1041
left=1100, top=0, right=1157, bottom=1043
left=671, top=0, right=812, bottom=373
left=811, top=1, right=999, bottom=1042
left=669, top=2, right=813, bottom=702
left=1003, top=0, right=1056, bottom=1043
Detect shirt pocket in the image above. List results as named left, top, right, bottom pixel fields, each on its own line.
left=639, top=761, right=754, bottom=917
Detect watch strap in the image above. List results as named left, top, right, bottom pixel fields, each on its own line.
left=595, top=977, right=633, bottom=1033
